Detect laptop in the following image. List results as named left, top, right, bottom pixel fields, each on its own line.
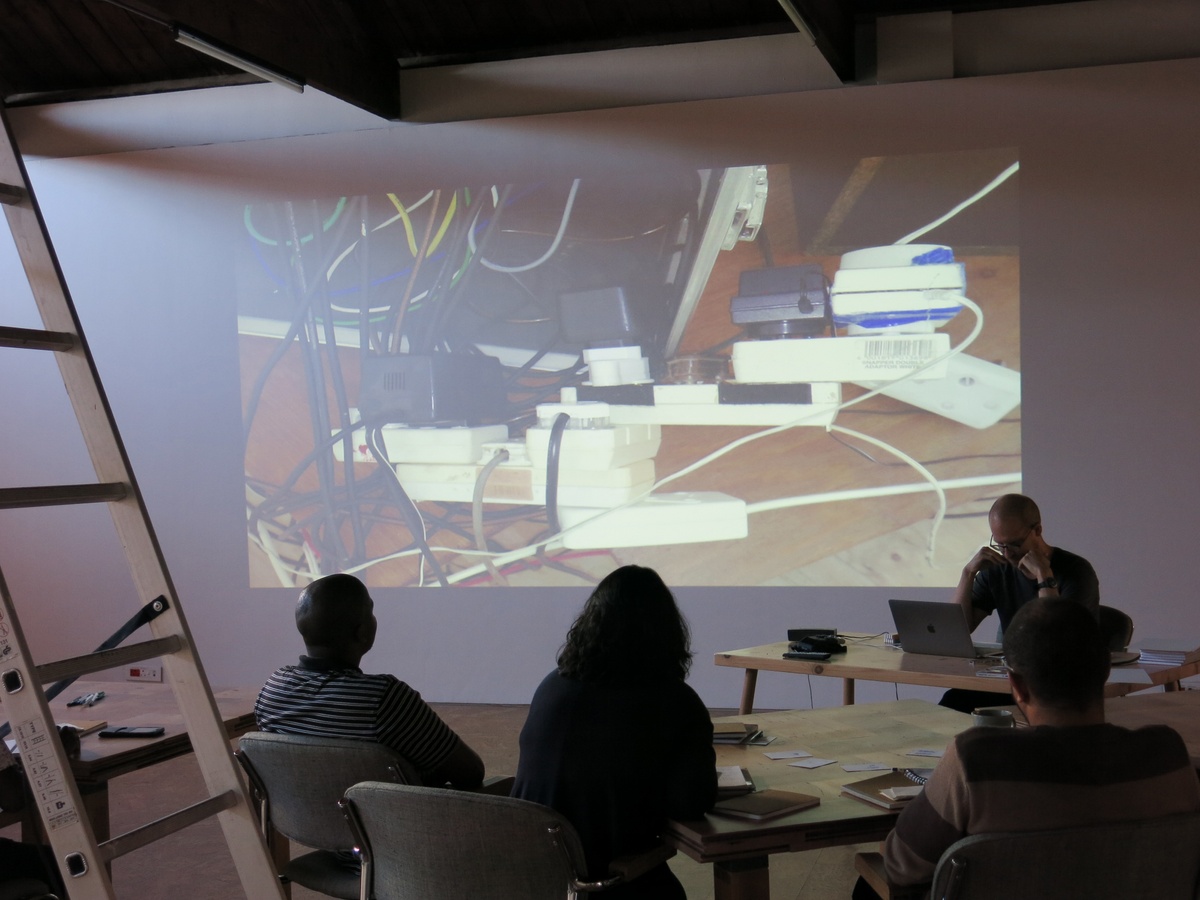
left=888, top=599, right=1004, bottom=659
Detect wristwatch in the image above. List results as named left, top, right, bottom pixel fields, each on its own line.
left=1036, top=577, right=1058, bottom=591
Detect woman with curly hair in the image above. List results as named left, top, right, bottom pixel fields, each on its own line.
left=512, top=565, right=717, bottom=899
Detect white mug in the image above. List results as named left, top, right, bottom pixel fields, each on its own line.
left=971, top=708, right=1015, bottom=728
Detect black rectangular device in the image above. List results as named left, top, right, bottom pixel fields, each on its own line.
left=787, top=628, right=837, bottom=642
left=98, top=726, right=165, bottom=739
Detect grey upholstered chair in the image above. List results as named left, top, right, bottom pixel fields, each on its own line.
left=340, top=781, right=676, bottom=900
left=237, top=732, right=421, bottom=900
left=856, top=811, right=1200, bottom=899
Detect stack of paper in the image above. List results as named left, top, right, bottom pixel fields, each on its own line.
left=716, top=765, right=755, bottom=797
left=713, top=722, right=761, bottom=744
left=1134, top=637, right=1200, bottom=667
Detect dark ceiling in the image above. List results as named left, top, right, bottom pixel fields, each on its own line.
left=0, top=0, right=1086, bottom=119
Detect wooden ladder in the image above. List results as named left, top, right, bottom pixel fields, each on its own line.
left=0, top=105, right=284, bottom=899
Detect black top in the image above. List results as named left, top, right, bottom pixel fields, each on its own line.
left=512, top=670, right=717, bottom=881
left=971, top=546, right=1100, bottom=631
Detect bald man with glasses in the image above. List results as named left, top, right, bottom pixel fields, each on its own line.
left=955, top=494, right=1099, bottom=634
left=941, top=493, right=1100, bottom=712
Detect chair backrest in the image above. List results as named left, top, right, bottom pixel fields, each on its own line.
left=930, top=812, right=1200, bottom=900
left=341, top=781, right=591, bottom=900
left=1097, top=605, right=1134, bottom=651
left=237, top=731, right=419, bottom=851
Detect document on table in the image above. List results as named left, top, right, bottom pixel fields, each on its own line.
left=1106, top=668, right=1153, bottom=685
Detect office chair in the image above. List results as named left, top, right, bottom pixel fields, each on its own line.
left=1097, top=605, right=1134, bottom=651
left=855, top=811, right=1200, bottom=899
left=340, top=781, right=676, bottom=900
left=237, top=732, right=422, bottom=900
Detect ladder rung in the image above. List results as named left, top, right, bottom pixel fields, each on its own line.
left=0, top=324, right=75, bottom=351
left=34, top=635, right=184, bottom=684
left=100, top=790, right=238, bottom=863
left=0, top=483, right=127, bottom=509
left=0, top=181, right=25, bottom=205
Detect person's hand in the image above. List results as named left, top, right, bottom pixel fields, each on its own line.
left=966, top=546, right=1005, bottom=577
left=1017, top=547, right=1054, bottom=583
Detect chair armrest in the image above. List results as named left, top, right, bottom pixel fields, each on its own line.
left=606, top=843, right=676, bottom=883
left=474, top=775, right=515, bottom=796
left=854, top=851, right=928, bottom=900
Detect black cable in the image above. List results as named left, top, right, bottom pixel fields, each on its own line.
left=242, top=198, right=360, bottom=446
left=286, top=202, right=346, bottom=572
left=366, top=426, right=450, bottom=588
left=247, top=411, right=401, bottom=529
left=534, top=546, right=600, bottom=585
left=413, top=186, right=497, bottom=355
left=310, top=204, right=367, bottom=565
left=544, top=412, right=571, bottom=536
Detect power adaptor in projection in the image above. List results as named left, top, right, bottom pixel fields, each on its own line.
left=359, top=354, right=505, bottom=425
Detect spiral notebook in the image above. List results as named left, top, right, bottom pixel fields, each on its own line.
left=841, top=769, right=935, bottom=810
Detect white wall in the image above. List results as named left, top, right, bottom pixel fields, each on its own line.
left=2, top=56, right=1199, bottom=710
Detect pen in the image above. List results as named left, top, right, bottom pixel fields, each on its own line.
left=86, top=691, right=105, bottom=707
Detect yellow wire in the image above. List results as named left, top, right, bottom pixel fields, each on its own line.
left=428, top=191, right=458, bottom=254
left=386, top=192, right=419, bottom=257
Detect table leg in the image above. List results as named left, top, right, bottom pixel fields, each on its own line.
left=843, top=678, right=856, bottom=706
left=714, top=856, right=771, bottom=900
left=739, top=670, right=759, bottom=716
left=78, top=783, right=110, bottom=843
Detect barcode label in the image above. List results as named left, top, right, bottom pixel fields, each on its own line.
left=862, top=339, right=936, bottom=361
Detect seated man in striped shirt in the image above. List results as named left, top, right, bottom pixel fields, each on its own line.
left=856, top=598, right=1200, bottom=897
left=255, top=573, right=484, bottom=788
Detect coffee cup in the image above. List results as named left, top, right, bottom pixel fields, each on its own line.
left=971, top=708, right=1014, bottom=728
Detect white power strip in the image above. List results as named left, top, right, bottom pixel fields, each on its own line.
left=560, top=384, right=841, bottom=426
left=331, top=423, right=509, bottom=464
left=731, top=334, right=951, bottom=383
left=856, top=353, right=1021, bottom=429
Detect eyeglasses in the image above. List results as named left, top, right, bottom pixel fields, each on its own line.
left=989, top=524, right=1038, bottom=553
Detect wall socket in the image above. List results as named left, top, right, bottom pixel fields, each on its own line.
left=127, top=664, right=162, bottom=682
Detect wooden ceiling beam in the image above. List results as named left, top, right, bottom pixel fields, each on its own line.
left=113, top=0, right=401, bottom=118
left=776, top=0, right=857, bottom=81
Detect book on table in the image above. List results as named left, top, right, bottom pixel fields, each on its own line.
left=1133, top=637, right=1200, bottom=666
left=841, top=769, right=934, bottom=811
left=712, top=789, right=821, bottom=821
left=716, top=765, right=755, bottom=797
left=713, top=722, right=760, bottom=744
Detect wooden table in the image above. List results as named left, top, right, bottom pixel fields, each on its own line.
left=716, top=639, right=1200, bottom=714
left=2, top=680, right=256, bottom=842
left=665, top=699, right=968, bottom=900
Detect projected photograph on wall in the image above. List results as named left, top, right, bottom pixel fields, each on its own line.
left=237, top=147, right=1020, bottom=589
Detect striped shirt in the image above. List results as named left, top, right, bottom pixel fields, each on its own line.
left=884, top=722, right=1200, bottom=885
left=254, top=656, right=460, bottom=779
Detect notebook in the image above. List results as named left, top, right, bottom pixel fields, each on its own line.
left=888, top=599, right=1004, bottom=659
left=712, top=789, right=821, bottom=821
left=842, top=769, right=935, bottom=810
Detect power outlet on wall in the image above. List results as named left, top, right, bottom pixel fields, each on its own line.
left=127, top=664, right=162, bottom=682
